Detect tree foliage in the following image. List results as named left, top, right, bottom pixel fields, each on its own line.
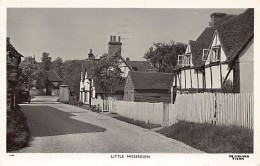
left=62, top=59, right=82, bottom=96
left=51, top=57, right=63, bottom=79
left=92, top=54, right=124, bottom=99
left=18, top=61, right=41, bottom=90
left=41, top=52, right=52, bottom=70
left=144, top=41, right=187, bottom=72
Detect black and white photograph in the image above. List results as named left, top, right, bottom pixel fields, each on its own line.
left=1, top=0, right=259, bottom=165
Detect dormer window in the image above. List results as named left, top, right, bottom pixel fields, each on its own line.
left=178, top=54, right=192, bottom=67
left=185, top=53, right=191, bottom=66
left=177, top=55, right=184, bottom=66
left=210, top=45, right=221, bottom=62
left=202, top=49, right=210, bottom=62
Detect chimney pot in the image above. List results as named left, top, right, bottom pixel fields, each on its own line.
left=110, top=35, right=113, bottom=41
left=209, top=13, right=226, bottom=26
left=126, top=57, right=129, bottom=61
left=118, top=36, right=121, bottom=42
left=7, top=37, right=10, bottom=43
left=113, top=36, right=116, bottom=41
left=88, top=49, right=94, bottom=59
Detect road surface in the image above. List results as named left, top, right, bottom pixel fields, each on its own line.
left=15, top=96, right=202, bottom=153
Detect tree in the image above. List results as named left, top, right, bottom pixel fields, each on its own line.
left=18, top=61, right=41, bottom=90
left=92, top=53, right=124, bottom=99
left=62, top=59, right=82, bottom=97
left=144, top=41, right=187, bottom=72
left=50, top=57, right=63, bottom=79
left=41, top=52, right=52, bottom=70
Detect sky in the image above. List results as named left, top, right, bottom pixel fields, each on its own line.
left=7, top=8, right=246, bottom=62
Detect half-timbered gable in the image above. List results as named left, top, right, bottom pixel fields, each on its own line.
left=173, top=9, right=253, bottom=93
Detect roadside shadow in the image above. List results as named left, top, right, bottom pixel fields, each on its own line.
left=21, top=105, right=106, bottom=137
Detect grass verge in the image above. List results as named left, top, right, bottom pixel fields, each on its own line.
left=157, top=121, right=253, bottom=153
left=7, top=109, right=30, bottom=152
left=113, top=115, right=161, bottom=129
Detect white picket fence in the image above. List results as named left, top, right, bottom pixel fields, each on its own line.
left=170, top=93, right=254, bottom=130
left=91, top=93, right=254, bottom=130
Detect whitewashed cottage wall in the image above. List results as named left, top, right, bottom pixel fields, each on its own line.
left=198, top=71, right=203, bottom=89
left=186, top=69, right=192, bottom=88
left=191, top=69, right=198, bottom=89
left=238, top=38, right=254, bottom=93
left=181, top=70, right=185, bottom=89
left=211, top=65, right=221, bottom=88
left=119, top=60, right=131, bottom=78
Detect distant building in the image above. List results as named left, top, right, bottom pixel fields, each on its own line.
left=79, top=35, right=155, bottom=105
left=124, top=71, right=174, bottom=103
left=34, top=69, right=63, bottom=96
left=6, top=37, right=23, bottom=111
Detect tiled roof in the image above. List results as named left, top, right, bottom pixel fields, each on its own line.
left=126, top=60, right=156, bottom=72
left=81, top=59, right=101, bottom=80
left=129, top=71, right=174, bottom=90
left=217, top=8, right=254, bottom=61
left=7, top=38, right=23, bottom=57
left=188, top=14, right=237, bottom=68
left=189, top=40, right=206, bottom=68
left=47, top=70, right=63, bottom=82
left=188, top=9, right=253, bottom=68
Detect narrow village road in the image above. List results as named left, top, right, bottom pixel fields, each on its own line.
left=16, top=96, right=202, bottom=153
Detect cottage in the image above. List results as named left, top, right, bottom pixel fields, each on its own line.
left=79, top=36, right=155, bottom=105
left=35, top=69, right=63, bottom=96
left=174, top=9, right=253, bottom=93
left=124, top=71, right=174, bottom=103
left=6, top=37, right=23, bottom=111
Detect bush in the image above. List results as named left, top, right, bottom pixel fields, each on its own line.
left=7, top=110, right=30, bottom=152
left=157, top=121, right=253, bottom=153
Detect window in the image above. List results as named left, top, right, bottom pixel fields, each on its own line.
left=202, top=49, right=210, bottom=62
left=178, top=54, right=191, bottom=67
left=210, top=46, right=221, bottom=62
left=185, top=53, right=191, bottom=66
left=177, top=55, right=183, bottom=66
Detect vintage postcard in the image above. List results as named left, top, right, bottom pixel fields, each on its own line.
left=0, top=0, right=259, bottom=166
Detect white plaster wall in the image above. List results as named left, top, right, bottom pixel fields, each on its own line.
left=205, top=32, right=227, bottom=65
left=221, top=64, right=233, bottom=83
left=211, top=65, right=221, bottom=88
left=239, top=39, right=254, bottom=93
left=84, top=92, right=90, bottom=105
left=205, top=67, right=211, bottom=88
left=84, top=79, right=90, bottom=91
left=186, top=69, right=192, bottom=88
left=91, top=79, right=96, bottom=98
left=176, top=74, right=180, bottom=87
left=181, top=70, right=186, bottom=89
left=120, top=62, right=130, bottom=78
left=191, top=69, right=198, bottom=89
left=198, top=72, right=203, bottom=89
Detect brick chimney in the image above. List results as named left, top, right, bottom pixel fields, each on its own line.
left=108, top=35, right=122, bottom=57
left=209, top=13, right=226, bottom=26
left=88, top=49, right=95, bottom=59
